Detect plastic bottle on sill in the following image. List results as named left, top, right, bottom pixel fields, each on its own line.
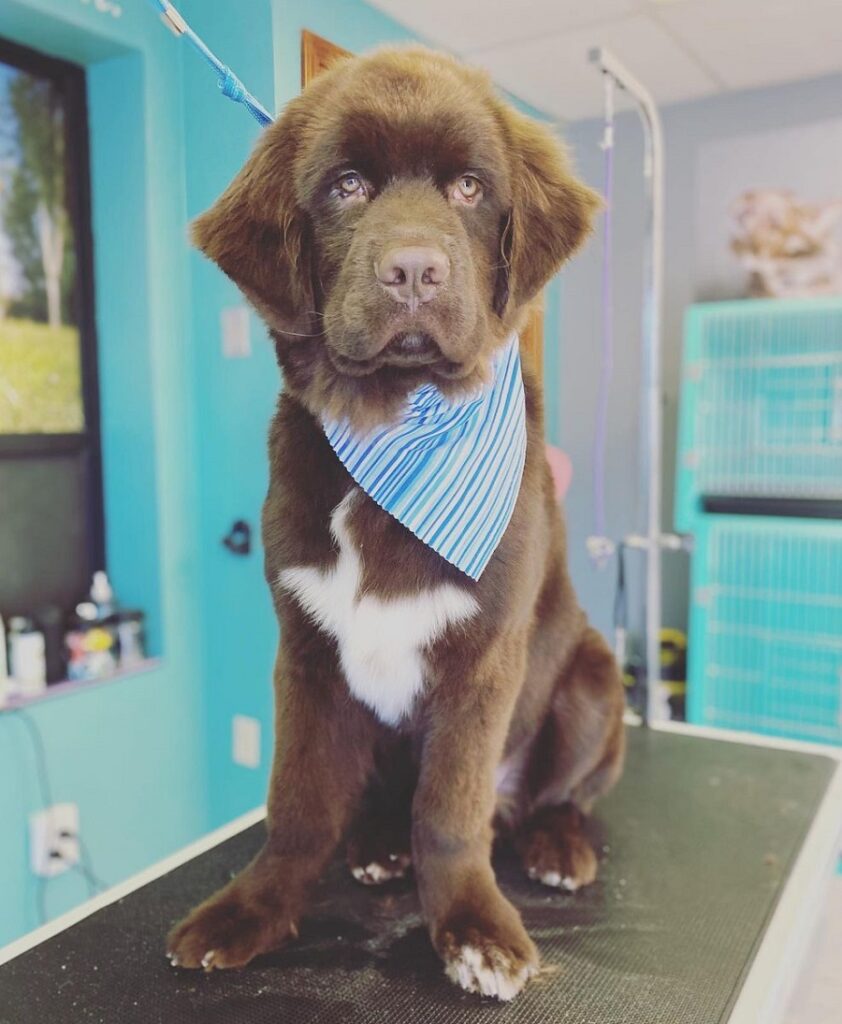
left=90, top=570, right=116, bottom=620
left=8, top=617, right=47, bottom=697
left=65, top=601, right=118, bottom=683
left=34, top=606, right=66, bottom=684
left=116, top=611, right=146, bottom=668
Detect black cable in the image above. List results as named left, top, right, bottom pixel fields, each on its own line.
left=13, top=709, right=55, bottom=810
left=76, top=835, right=108, bottom=893
left=613, top=541, right=627, bottom=632
left=70, top=863, right=99, bottom=898
left=36, top=875, right=48, bottom=926
left=15, top=709, right=58, bottom=924
left=14, top=708, right=109, bottom=919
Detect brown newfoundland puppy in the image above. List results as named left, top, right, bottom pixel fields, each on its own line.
left=167, top=46, right=625, bottom=1000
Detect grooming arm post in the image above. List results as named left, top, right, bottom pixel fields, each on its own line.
left=589, top=47, right=665, bottom=725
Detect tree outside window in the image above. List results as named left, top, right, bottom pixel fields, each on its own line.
left=0, top=56, right=83, bottom=434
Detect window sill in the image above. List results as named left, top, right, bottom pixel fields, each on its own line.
left=0, top=659, right=161, bottom=714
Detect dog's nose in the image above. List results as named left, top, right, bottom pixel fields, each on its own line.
left=376, top=245, right=450, bottom=311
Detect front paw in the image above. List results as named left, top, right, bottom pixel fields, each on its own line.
left=436, top=902, right=539, bottom=1001
left=517, top=805, right=599, bottom=892
left=521, top=825, right=598, bottom=891
left=347, top=827, right=412, bottom=886
left=349, top=852, right=412, bottom=886
left=167, top=886, right=297, bottom=971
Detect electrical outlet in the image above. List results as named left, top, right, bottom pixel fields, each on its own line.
left=29, top=803, right=80, bottom=878
left=232, top=715, right=261, bottom=769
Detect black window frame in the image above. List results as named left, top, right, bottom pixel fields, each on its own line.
left=0, top=35, right=105, bottom=606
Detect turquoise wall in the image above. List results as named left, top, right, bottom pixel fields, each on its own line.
left=0, top=0, right=207, bottom=944
left=0, top=0, right=564, bottom=944
left=179, top=0, right=281, bottom=832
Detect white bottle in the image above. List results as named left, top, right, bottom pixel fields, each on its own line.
left=8, top=617, right=47, bottom=697
left=90, top=571, right=116, bottom=620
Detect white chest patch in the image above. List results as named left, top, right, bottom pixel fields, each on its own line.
left=279, top=491, right=479, bottom=726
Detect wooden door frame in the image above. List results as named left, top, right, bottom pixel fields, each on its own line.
left=301, top=30, right=349, bottom=86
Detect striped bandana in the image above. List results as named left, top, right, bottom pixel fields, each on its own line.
left=323, top=333, right=526, bottom=580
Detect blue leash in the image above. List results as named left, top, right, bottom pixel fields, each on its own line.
left=146, top=0, right=274, bottom=128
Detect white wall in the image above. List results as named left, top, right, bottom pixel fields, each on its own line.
left=696, top=117, right=842, bottom=299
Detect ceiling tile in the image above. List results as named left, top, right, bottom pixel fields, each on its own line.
left=468, top=13, right=719, bottom=121
left=653, top=0, right=842, bottom=91
left=366, top=0, right=640, bottom=55
left=366, top=0, right=842, bottom=123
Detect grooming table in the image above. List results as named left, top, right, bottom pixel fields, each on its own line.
left=1, top=727, right=840, bottom=1024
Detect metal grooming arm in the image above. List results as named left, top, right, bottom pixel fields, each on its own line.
left=588, top=47, right=686, bottom=724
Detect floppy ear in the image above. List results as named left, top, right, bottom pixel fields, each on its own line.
left=191, top=105, right=313, bottom=332
left=501, top=107, right=600, bottom=308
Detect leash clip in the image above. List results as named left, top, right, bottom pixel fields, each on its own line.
left=158, top=1, right=187, bottom=36
left=146, top=0, right=273, bottom=127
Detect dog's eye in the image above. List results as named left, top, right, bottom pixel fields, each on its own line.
left=336, top=172, right=367, bottom=200
left=452, top=175, right=483, bottom=206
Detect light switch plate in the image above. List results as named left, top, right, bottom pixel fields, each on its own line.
left=831, top=375, right=842, bottom=442
left=221, top=305, right=251, bottom=359
left=232, top=715, right=261, bottom=769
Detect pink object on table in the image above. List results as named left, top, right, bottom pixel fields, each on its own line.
left=545, top=444, right=572, bottom=502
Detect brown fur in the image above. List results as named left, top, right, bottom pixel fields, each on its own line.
left=167, top=46, right=624, bottom=999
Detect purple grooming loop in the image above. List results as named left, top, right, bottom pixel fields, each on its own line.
left=587, top=72, right=617, bottom=570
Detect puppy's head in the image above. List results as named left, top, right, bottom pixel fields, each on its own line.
left=194, top=47, right=598, bottom=428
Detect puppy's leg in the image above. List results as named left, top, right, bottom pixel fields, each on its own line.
left=347, top=737, right=415, bottom=885
left=414, top=643, right=539, bottom=1001
left=516, top=626, right=625, bottom=891
left=515, top=804, right=598, bottom=890
left=167, top=631, right=377, bottom=970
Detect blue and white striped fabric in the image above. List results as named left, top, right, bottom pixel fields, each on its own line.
left=323, top=333, right=526, bottom=580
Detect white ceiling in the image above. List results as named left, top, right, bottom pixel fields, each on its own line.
left=367, top=0, right=842, bottom=122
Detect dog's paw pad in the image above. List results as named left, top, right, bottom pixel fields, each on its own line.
left=535, top=869, right=581, bottom=890
left=444, top=943, right=536, bottom=1001
left=521, top=827, right=598, bottom=892
left=166, top=893, right=294, bottom=970
left=349, top=855, right=410, bottom=886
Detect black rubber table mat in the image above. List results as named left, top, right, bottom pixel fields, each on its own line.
left=0, top=728, right=835, bottom=1024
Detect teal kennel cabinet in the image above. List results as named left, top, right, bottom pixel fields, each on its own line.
left=677, top=298, right=842, bottom=745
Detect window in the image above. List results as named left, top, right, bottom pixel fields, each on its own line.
left=0, top=37, right=103, bottom=617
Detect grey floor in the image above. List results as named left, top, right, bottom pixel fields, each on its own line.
left=784, top=874, right=842, bottom=1024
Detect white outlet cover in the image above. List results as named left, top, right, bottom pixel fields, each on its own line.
left=29, top=803, right=80, bottom=878
left=221, top=305, right=251, bottom=359
left=232, top=715, right=261, bottom=769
